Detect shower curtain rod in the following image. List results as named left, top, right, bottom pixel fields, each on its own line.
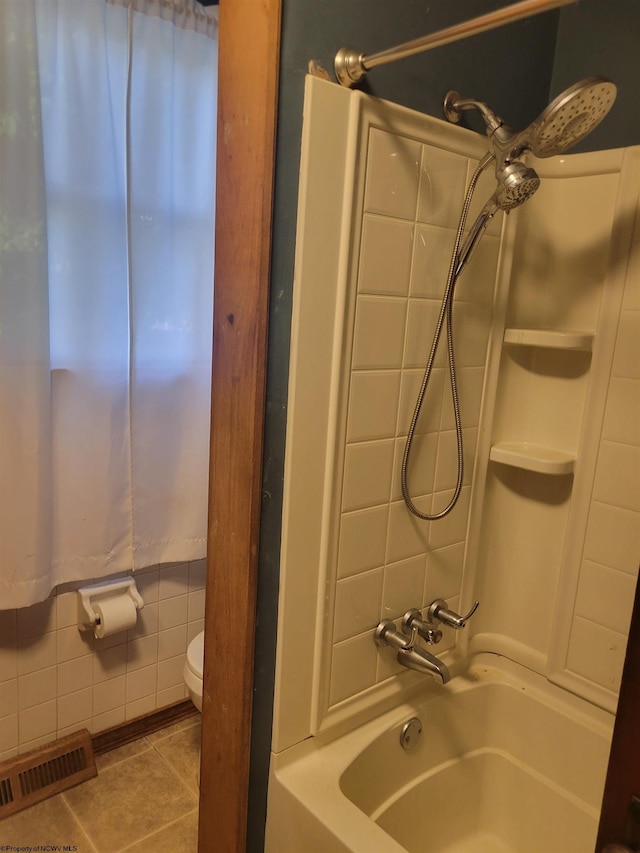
left=334, top=0, right=576, bottom=87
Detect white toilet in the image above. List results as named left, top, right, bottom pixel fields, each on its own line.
left=184, top=630, right=204, bottom=711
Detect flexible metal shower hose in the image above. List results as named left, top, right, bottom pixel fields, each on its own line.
left=400, top=154, right=494, bottom=520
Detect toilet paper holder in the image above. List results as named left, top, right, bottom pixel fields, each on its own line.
left=77, top=577, right=144, bottom=632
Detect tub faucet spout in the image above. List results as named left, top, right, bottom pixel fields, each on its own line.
left=398, top=645, right=450, bottom=685
left=374, top=621, right=450, bottom=685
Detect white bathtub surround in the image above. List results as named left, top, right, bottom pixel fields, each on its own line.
left=274, top=76, right=501, bottom=752
left=273, top=74, right=640, bottom=750
left=269, top=74, right=639, bottom=851
left=267, top=657, right=613, bottom=853
left=467, top=146, right=640, bottom=713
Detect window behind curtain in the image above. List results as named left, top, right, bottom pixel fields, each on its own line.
left=0, top=0, right=217, bottom=609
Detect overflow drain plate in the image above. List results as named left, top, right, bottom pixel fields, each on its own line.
left=400, top=717, right=422, bottom=750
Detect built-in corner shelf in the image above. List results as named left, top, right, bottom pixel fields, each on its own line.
left=503, top=327, right=594, bottom=351
left=490, top=442, right=576, bottom=475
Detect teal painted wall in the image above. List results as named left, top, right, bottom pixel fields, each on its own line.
left=552, top=0, right=640, bottom=152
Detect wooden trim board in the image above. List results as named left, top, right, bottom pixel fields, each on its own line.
left=198, top=1, right=282, bottom=851
left=92, top=699, right=197, bottom=756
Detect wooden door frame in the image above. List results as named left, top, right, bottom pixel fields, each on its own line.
left=198, top=2, right=282, bottom=850
left=192, top=6, right=637, bottom=851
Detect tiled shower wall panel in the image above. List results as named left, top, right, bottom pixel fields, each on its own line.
left=0, top=560, right=204, bottom=760
left=328, top=127, right=500, bottom=708
left=566, top=218, right=640, bottom=693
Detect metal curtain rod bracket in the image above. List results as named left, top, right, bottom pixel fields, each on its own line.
left=334, top=0, right=576, bottom=87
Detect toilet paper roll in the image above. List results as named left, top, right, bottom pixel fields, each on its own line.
left=93, top=594, right=137, bottom=639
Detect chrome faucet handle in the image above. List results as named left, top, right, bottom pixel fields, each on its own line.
left=407, top=623, right=420, bottom=649
left=426, top=599, right=479, bottom=630
left=402, top=608, right=443, bottom=645
left=375, top=620, right=408, bottom=651
left=375, top=620, right=419, bottom=651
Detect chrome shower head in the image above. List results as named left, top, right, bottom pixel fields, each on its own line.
left=454, top=159, right=540, bottom=279
left=494, top=161, right=540, bottom=211
left=444, top=76, right=617, bottom=163
left=445, top=78, right=615, bottom=280
left=527, top=77, right=617, bottom=158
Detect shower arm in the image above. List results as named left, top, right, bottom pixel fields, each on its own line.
left=334, top=0, right=576, bottom=87
left=443, top=96, right=502, bottom=132
left=443, top=93, right=530, bottom=157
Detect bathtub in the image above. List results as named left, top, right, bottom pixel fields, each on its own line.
left=266, top=656, right=613, bottom=853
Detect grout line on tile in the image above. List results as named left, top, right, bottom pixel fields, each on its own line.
left=572, top=611, right=628, bottom=637
left=117, top=807, right=199, bottom=852
left=145, top=715, right=200, bottom=744
left=152, top=739, right=201, bottom=796
left=63, top=738, right=198, bottom=852
left=95, top=737, right=154, bottom=771
left=60, top=791, right=101, bottom=853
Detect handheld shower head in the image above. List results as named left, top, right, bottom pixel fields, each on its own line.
left=493, top=161, right=540, bottom=211
left=454, top=159, right=540, bottom=278
left=405, top=77, right=616, bottom=523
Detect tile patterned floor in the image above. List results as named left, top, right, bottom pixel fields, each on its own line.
left=0, top=718, right=201, bottom=852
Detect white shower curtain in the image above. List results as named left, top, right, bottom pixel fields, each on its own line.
left=0, top=0, right=218, bottom=609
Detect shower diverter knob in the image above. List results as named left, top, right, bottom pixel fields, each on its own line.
left=401, top=609, right=443, bottom=645
left=427, top=599, right=479, bottom=630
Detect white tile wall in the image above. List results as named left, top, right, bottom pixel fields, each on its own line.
left=417, top=145, right=468, bottom=227
left=364, top=129, right=421, bottom=219
left=359, top=216, right=413, bottom=297
left=334, top=569, right=384, bottom=643
left=0, top=559, right=205, bottom=761
left=352, top=297, right=407, bottom=369
left=566, top=262, right=640, bottom=691
left=346, top=371, right=401, bottom=442
left=341, top=440, right=395, bottom=512
left=329, top=632, right=378, bottom=706
left=327, top=129, right=499, bottom=708
left=336, top=506, right=388, bottom=580
left=464, top=148, right=639, bottom=712
left=324, top=129, right=638, bottom=712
